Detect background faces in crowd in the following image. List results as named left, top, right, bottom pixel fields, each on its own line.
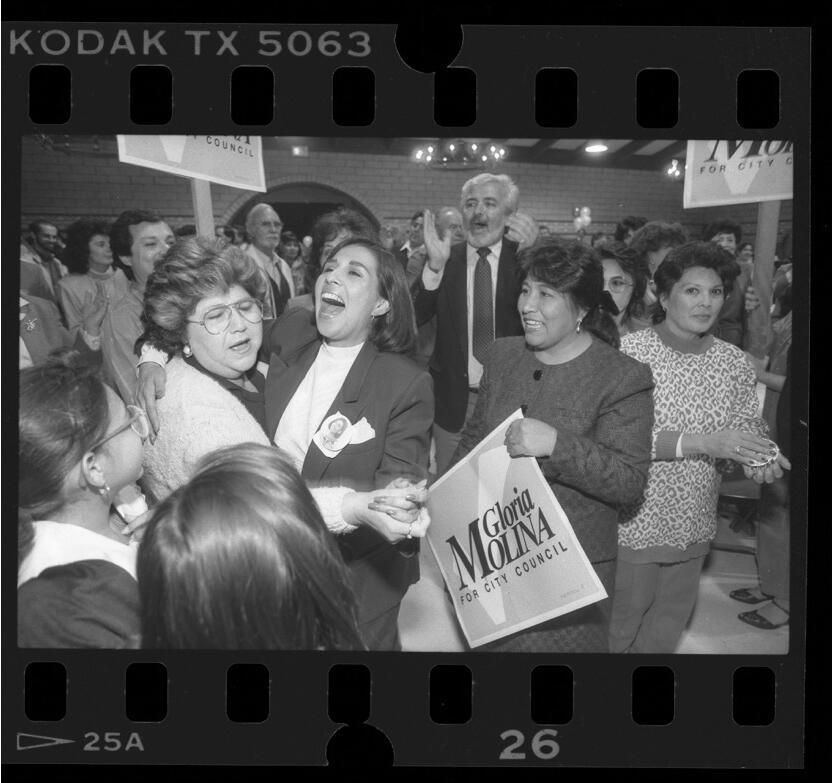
left=435, top=207, right=466, bottom=245
left=737, top=242, right=754, bottom=263
left=710, top=232, right=738, bottom=256
left=461, top=180, right=511, bottom=249
left=601, top=256, right=635, bottom=317
left=660, top=266, right=725, bottom=339
left=315, top=243, right=390, bottom=348
left=408, top=213, right=425, bottom=247
left=121, top=221, right=175, bottom=287
left=33, top=222, right=59, bottom=255
left=185, top=284, right=263, bottom=380
left=248, top=206, right=283, bottom=253
left=87, top=234, right=113, bottom=273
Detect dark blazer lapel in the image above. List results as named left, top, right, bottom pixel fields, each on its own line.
left=448, top=243, right=468, bottom=358
left=301, top=341, right=378, bottom=482
left=264, top=340, right=321, bottom=440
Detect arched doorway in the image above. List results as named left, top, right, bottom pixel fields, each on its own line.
left=230, top=183, right=378, bottom=238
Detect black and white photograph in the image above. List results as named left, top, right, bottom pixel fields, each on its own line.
left=16, top=133, right=796, bottom=655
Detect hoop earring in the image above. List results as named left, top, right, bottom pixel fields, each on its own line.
left=182, top=344, right=193, bottom=357
left=575, top=318, right=583, bottom=334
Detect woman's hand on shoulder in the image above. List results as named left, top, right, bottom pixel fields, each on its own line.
left=505, top=419, right=557, bottom=458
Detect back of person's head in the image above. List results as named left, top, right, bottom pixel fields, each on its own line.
left=175, top=224, right=197, bottom=239
left=325, top=236, right=417, bottom=354
left=652, top=241, right=741, bottom=324
left=62, top=218, right=111, bottom=275
left=110, top=209, right=164, bottom=280
left=628, top=221, right=688, bottom=259
left=143, top=236, right=267, bottom=356
left=309, top=208, right=378, bottom=275
left=519, top=238, right=620, bottom=348
left=18, top=352, right=110, bottom=563
left=613, top=215, right=648, bottom=242
left=702, top=219, right=742, bottom=245
left=137, top=444, right=364, bottom=650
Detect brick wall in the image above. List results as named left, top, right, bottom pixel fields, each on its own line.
left=20, top=135, right=792, bottom=246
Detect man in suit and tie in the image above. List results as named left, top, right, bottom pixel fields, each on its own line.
left=242, top=203, right=295, bottom=319
left=413, top=173, right=539, bottom=474
left=396, top=210, right=426, bottom=274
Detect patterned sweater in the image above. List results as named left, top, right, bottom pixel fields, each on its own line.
left=618, top=325, right=767, bottom=553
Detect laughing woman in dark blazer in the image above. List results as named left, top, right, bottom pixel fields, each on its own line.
left=454, top=238, right=655, bottom=652
left=268, top=237, right=434, bottom=651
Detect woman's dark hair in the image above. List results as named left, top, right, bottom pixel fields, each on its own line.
left=613, top=215, right=647, bottom=242
left=142, top=236, right=268, bottom=356
left=62, top=219, right=111, bottom=275
left=137, top=444, right=365, bottom=650
left=18, top=352, right=111, bottom=564
left=629, top=221, right=688, bottom=259
left=307, top=208, right=377, bottom=289
left=652, top=241, right=741, bottom=324
left=519, top=238, right=620, bottom=348
left=702, top=219, right=742, bottom=245
left=322, top=237, right=416, bottom=354
left=596, top=242, right=649, bottom=322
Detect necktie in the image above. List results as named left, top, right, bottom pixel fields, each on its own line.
left=472, top=247, right=494, bottom=364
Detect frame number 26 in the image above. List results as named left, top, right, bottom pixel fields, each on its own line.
left=499, top=729, right=560, bottom=760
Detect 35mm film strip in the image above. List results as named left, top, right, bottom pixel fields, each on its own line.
left=3, top=21, right=810, bottom=769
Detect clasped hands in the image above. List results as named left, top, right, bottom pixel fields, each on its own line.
left=504, top=418, right=557, bottom=458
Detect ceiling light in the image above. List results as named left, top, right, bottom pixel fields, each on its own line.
left=585, top=142, right=609, bottom=153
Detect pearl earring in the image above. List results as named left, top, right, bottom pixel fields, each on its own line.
left=183, top=344, right=192, bottom=357
left=99, top=483, right=111, bottom=497
left=575, top=319, right=583, bottom=334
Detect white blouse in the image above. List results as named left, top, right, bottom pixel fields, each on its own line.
left=275, top=341, right=364, bottom=471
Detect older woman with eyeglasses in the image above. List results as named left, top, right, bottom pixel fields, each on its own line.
left=18, top=351, right=150, bottom=648
left=139, top=238, right=421, bottom=560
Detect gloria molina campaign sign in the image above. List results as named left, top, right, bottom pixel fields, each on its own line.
left=426, top=410, right=607, bottom=648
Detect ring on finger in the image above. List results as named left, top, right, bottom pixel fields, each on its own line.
left=406, top=522, right=414, bottom=540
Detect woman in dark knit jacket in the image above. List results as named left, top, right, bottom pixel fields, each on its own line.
left=453, top=238, right=655, bottom=652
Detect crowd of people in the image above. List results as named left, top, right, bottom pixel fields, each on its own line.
left=18, top=171, right=795, bottom=651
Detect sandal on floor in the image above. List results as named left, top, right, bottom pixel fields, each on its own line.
left=729, top=587, right=773, bottom=604
left=738, top=606, right=789, bottom=630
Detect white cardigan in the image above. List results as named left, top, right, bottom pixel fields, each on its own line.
left=141, top=357, right=356, bottom=533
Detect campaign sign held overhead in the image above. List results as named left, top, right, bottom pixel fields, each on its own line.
left=426, top=410, right=607, bottom=649
left=117, top=135, right=266, bottom=191
left=683, top=139, right=793, bottom=208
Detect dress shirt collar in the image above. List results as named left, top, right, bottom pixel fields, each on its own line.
left=466, top=239, right=503, bottom=263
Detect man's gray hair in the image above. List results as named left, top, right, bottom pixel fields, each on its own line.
left=459, top=173, right=519, bottom=213
left=245, top=202, right=281, bottom=234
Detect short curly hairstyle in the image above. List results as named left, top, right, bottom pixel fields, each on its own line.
left=62, top=219, right=111, bottom=275
left=702, top=219, right=742, bottom=245
left=142, top=237, right=268, bottom=355
left=629, top=221, right=688, bottom=261
left=652, top=241, right=741, bottom=324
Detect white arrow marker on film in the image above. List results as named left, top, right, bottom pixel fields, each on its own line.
left=17, top=732, right=75, bottom=751
left=159, top=135, right=188, bottom=164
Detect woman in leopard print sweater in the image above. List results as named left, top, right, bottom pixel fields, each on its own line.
left=609, top=242, right=791, bottom=654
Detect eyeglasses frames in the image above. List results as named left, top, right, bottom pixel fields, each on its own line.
left=186, top=299, right=264, bottom=335
left=90, top=405, right=150, bottom=451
